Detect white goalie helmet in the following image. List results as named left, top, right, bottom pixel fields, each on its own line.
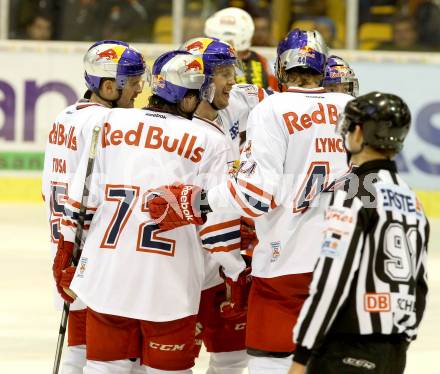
left=204, top=7, right=255, bottom=52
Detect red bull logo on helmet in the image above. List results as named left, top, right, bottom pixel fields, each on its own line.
left=184, top=38, right=213, bottom=54
left=97, top=48, right=118, bottom=61
left=184, top=58, right=203, bottom=72
left=330, top=71, right=350, bottom=79
left=96, top=45, right=126, bottom=62
left=153, top=75, right=165, bottom=89
left=299, top=45, right=316, bottom=56
left=185, top=40, right=205, bottom=52
left=329, top=65, right=353, bottom=79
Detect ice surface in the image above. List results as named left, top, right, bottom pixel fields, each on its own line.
left=0, top=203, right=438, bottom=373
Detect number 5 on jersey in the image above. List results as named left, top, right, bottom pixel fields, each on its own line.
left=50, top=181, right=68, bottom=243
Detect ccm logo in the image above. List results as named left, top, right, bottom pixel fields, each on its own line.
left=149, top=342, right=185, bottom=351
left=364, top=293, right=391, bottom=312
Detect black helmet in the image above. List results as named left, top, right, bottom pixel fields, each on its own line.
left=336, top=91, right=411, bottom=152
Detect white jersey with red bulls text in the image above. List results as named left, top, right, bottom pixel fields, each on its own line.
left=208, top=87, right=353, bottom=278
left=63, top=108, right=245, bottom=321
left=218, top=84, right=266, bottom=155
left=42, top=101, right=110, bottom=311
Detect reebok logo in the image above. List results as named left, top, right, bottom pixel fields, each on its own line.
left=180, top=185, right=196, bottom=222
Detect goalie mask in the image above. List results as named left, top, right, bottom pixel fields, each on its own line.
left=151, top=50, right=206, bottom=104
left=323, top=55, right=359, bottom=97
left=275, top=29, right=328, bottom=83
left=84, top=40, right=149, bottom=93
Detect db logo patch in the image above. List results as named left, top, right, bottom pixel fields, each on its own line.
left=364, top=293, right=391, bottom=312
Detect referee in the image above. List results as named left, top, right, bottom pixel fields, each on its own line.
left=289, top=92, right=430, bottom=374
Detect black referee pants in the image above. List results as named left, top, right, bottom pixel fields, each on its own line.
left=306, top=334, right=409, bottom=374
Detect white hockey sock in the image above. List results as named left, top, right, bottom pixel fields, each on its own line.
left=247, top=355, right=293, bottom=374
left=130, top=359, right=147, bottom=374
left=61, top=345, right=86, bottom=374
left=206, top=350, right=249, bottom=374
left=83, top=359, right=134, bottom=374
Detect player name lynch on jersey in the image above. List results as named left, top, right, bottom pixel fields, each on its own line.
left=207, top=87, right=353, bottom=278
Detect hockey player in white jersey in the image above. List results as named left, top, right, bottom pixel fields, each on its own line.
left=180, top=36, right=260, bottom=374
left=54, top=50, right=247, bottom=374
left=322, top=55, right=359, bottom=96
left=147, top=29, right=354, bottom=373
left=183, top=37, right=266, bottom=155
left=183, top=36, right=264, bottom=255
left=43, top=39, right=147, bottom=374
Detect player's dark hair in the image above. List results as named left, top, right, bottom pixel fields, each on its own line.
left=287, top=66, right=322, bottom=76
left=147, top=91, right=199, bottom=119
left=147, top=95, right=180, bottom=115
left=284, top=66, right=323, bottom=87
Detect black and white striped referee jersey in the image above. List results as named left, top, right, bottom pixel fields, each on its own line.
left=293, top=159, right=429, bottom=363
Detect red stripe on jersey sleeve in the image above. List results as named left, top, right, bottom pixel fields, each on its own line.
left=237, top=178, right=273, bottom=201
left=228, top=180, right=261, bottom=218
left=207, top=242, right=241, bottom=253
left=199, top=219, right=241, bottom=237
left=66, top=198, right=97, bottom=211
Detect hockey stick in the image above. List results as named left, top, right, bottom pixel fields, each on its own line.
left=52, top=125, right=101, bottom=374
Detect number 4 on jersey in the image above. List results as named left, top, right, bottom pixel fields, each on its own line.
left=293, top=161, right=329, bottom=213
